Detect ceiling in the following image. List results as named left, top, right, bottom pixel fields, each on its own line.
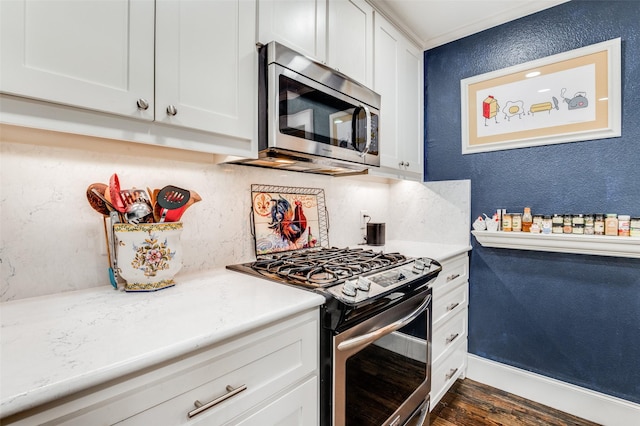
left=370, top=0, right=569, bottom=50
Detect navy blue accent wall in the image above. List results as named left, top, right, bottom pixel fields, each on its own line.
left=424, top=0, right=640, bottom=403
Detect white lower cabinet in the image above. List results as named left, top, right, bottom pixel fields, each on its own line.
left=4, top=310, right=319, bottom=426
left=430, top=252, right=469, bottom=409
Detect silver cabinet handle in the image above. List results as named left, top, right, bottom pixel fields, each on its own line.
left=446, top=302, right=460, bottom=311
left=166, top=105, right=178, bottom=116
left=446, top=333, right=459, bottom=344
left=445, top=368, right=459, bottom=380
left=446, top=273, right=460, bottom=282
left=338, top=295, right=432, bottom=352
left=136, top=98, right=149, bottom=111
left=187, top=384, right=247, bottom=418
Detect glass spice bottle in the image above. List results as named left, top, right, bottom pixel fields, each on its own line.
left=512, top=213, right=522, bottom=232
left=584, top=214, right=595, bottom=235
left=552, top=214, right=564, bottom=234
left=572, top=214, right=585, bottom=234
left=630, top=217, right=640, bottom=237
left=594, top=214, right=605, bottom=235
left=563, top=214, right=573, bottom=234
left=542, top=215, right=553, bottom=234
left=605, top=214, right=618, bottom=236
left=618, top=215, right=631, bottom=237
left=522, top=207, right=533, bottom=232
left=502, top=213, right=512, bottom=232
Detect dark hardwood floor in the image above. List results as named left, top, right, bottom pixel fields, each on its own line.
left=429, top=379, right=602, bottom=426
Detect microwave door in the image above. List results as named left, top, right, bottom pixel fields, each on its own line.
left=269, top=64, right=378, bottom=165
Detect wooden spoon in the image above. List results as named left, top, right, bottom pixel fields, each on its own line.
left=86, top=183, right=110, bottom=216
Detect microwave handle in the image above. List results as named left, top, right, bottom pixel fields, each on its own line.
left=337, top=294, right=431, bottom=352
left=360, top=103, right=372, bottom=157
left=351, top=104, right=372, bottom=157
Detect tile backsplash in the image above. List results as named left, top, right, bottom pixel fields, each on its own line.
left=1, top=125, right=470, bottom=301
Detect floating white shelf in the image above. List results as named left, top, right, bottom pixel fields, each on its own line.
left=471, top=230, right=640, bottom=259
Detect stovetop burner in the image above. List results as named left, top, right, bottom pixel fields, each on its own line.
left=249, top=247, right=408, bottom=288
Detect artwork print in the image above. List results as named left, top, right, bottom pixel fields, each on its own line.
left=461, top=38, right=620, bottom=154
left=251, top=185, right=329, bottom=255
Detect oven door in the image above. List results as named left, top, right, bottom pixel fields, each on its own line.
left=268, top=64, right=380, bottom=167
left=333, top=289, right=432, bottom=426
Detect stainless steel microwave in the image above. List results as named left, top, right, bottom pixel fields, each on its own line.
left=231, top=41, right=381, bottom=176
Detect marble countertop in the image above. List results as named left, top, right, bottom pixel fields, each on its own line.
left=358, top=239, right=471, bottom=261
left=0, top=269, right=325, bottom=418
left=0, top=241, right=470, bottom=419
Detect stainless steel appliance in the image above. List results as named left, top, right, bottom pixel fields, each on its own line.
left=228, top=41, right=381, bottom=176
left=227, top=247, right=441, bottom=426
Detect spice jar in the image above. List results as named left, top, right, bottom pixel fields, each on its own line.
left=584, top=214, right=595, bottom=235
left=563, top=214, right=573, bottom=234
left=522, top=207, right=533, bottom=232
left=605, top=214, right=618, bottom=236
left=542, top=215, right=552, bottom=234
left=572, top=214, right=585, bottom=234
left=552, top=214, right=564, bottom=234
left=512, top=213, right=522, bottom=232
left=630, top=217, right=640, bottom=237
left=594, top=214, right=605, bottom=235
left=618, top=215, right=631, bottom=237
left=502, top=213, right=512, bottom=232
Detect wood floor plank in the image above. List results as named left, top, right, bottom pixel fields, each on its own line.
left=429, top=379, right=601, bottom=426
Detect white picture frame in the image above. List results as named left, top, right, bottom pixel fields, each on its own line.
left=461, top=38, right=621, bottom=154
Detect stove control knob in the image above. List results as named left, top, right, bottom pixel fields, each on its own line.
left=356, top=276, right=372, bottom=291
left=413, top=258, right=431, bottom=273
left=342, top=280, right=358, bottom=297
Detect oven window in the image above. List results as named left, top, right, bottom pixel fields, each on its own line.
left=344, top=331, right=426, bottom=425
left=278, top=75, right=378, bottom=155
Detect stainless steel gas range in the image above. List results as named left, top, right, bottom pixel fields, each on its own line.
left=227, top=247, right=441, bottom=426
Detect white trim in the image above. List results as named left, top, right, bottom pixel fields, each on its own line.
left=471, top=230, right=640, bottom=259
left=466, top=354, right=640, bottom=426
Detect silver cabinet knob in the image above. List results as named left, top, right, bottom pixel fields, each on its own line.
left=166, top=105, right=178, bottom=116
left=136, top=98, right=149, bottom=111
left=405, top=161, right=410, bottom=167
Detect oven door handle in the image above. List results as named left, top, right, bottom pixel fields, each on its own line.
left=337, top=294, right=431, bottom=352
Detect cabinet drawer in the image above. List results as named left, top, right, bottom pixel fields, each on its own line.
left=432, top=281, right=468, bottom=327
left=5, top=310, right=318, bottom=426
left=117, top=318, right=318, bottom=425
left=430, top=337, right=467, bottom=411
left=432, top=308, right=467, bottom=364
left=233, top=376, right=318, bottom=426
left=431, top=254, right=468, bottom=296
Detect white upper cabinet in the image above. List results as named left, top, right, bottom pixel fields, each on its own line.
left=1, top=0, right=257, bottom=154
left=258, top=0, right=327, bottom=63
left=327, top=0, right=373, bottom=86
left=373, top=13, right=423, bottom=179
left=0, top=0, right=155, bottom=120
left=155, top=0, right=255, bottom=139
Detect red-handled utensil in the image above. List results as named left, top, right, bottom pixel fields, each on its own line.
left=156, top=185, right=190, bottom=222
left=109, top=173, right=126, bottom=213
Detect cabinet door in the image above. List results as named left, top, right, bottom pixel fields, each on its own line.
left=155, top=0, right=256, bottom=139
left=257, top=0, right=327, bottom=63
left=0, top=0, right=154, bottom=120
left=373, top=13, right=423, bottom=178
left=397, top=41, right=423, bottom=175
left=327, top=0, right=373, bottom=86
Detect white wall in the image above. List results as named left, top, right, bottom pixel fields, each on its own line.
left=0, top=124, right=469, bottom=301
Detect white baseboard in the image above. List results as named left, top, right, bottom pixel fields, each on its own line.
left=466, top=354, right=640, bottom=426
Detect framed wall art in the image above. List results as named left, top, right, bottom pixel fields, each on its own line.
left=461, top=38, right=621, bottom=154
left=250, top=184, right=329, bottom=255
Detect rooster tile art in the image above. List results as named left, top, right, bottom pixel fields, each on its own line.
left=253, top=191, right=319, bottom=254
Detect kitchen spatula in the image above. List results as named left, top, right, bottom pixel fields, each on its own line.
left=156, top=185, right=190, bottom=223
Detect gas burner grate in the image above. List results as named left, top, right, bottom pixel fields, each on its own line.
left=250, top=248, right=408, bottom=288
